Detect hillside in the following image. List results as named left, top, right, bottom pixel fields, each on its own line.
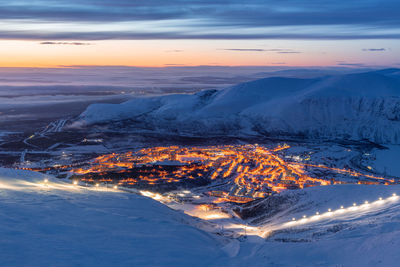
left=0, top=168, right=225, bottom=266
left=1, top=168, right=400, bottom=266
left=77, top=69, right=400, bottom=143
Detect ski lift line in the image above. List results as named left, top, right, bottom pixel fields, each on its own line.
left=287, top=193, right=398, bottom=226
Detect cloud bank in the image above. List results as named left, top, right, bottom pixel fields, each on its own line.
left=40, top=42, right=92, bottom=45
left=0, top=0, right=398, bottom=40
left=362, top=48, right=386, bottom=52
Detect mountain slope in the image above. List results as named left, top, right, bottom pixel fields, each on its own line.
left=0, top=168, right=225, bottom=266
left=230, top=184, right=400, bottom=266
left=77, top=69, right=400, bottom=144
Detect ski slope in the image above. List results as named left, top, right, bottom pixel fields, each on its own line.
left=1, top=168, right=400, bottom=266
left=0, top=168, right=225, bottom=266
left=229, top=185, right=400, bottom=266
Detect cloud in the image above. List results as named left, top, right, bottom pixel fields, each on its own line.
left=40, top=41, right=92, bottom=45
left=165, top=50, right=183, bottom=53
left=276, top=51, right=301, bottom=54
left=0, top=1, right=399, bottom=40
left=220, top=48, right=266, bottom=52
left=336, top=62, right=366, bottom=67
left=362, top=48, right=386, bottom=51
left=0, top=31, right=399, bottom=41
left=220, top=48, right=301, bottom=53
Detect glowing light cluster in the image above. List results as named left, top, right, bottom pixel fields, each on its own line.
left=140, top=190, right=164, bottom=201
left=184, top=207, right=231, bottom=220
left=24, top=144, right=396, bottom=203
left=64, top=144, right=391, bottom=200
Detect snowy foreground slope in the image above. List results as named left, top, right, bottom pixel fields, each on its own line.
left=1, top=168, right=400, bottom=266
left=233, top=185, right=400, bottom=266
left=0, top=168, right=225, bottom=266
left=78, top=69, right=400, bottom=144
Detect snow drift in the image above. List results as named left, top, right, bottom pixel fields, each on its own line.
left=78, top=69, right=400, bottom=144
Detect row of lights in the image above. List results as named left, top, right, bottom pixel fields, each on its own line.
left=43, top=178, right=119, bottom=190
left=288, top=193, right=398, bottom=225
left=41, top=178, right=397, bottom=236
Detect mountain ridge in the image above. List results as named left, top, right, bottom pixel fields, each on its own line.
left=76, top=69, right=400, bottom=144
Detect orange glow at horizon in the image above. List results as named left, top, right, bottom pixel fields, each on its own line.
left=1, top=39, right=393, bottom=68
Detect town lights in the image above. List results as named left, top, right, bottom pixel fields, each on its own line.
left=303, top=215, right=307, bottom=218
left=379, top=197, right=383, bottom=200
left=113, top=185, right=118, bottom=189
left=393, top=193, right=397, bottom=197
left=95, top=183, right=99, bottom=187
left=364, top=201, right=369, bottom=204
left=353, top=203, right=357, bottom=206
left=340, top=206, right=344, bottom=209
left=67, top=144, right=393, bottom=198
left=316, top=212, right=319, bottom=215
left=44, top=178, right=48, bottom=183
left=73, top=180, right=78, bottom=185
left=328, top=208, right=332, bottom=212
left=292, top=218, right=296, bottom=221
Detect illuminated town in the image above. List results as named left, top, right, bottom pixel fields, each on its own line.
left=28, top=144, right=389, bottom=205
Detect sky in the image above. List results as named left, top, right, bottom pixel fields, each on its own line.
left=0, top=0, right=399, bottom=67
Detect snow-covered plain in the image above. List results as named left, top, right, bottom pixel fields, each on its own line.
left=78, top=69, right=400, bottom=144
left=2, top=167, right=400, bottom=266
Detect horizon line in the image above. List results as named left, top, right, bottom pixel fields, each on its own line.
left=0, top=64, right=393, bottom=70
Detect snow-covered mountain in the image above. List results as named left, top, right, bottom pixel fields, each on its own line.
left=77, top=69, right=400, bottom=144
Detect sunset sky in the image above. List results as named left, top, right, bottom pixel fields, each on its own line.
left=0, top=0, right=399, bottom=68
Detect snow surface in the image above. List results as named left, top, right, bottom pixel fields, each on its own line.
left=78, top=69, right=400, bottom=144
left=231, top=184, right=400, bottom=267
left=372, top=145, right=400, bottom=177
left=1, top=167, right=400, bottom=266
left=0, top=168, right=225, bottom=266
